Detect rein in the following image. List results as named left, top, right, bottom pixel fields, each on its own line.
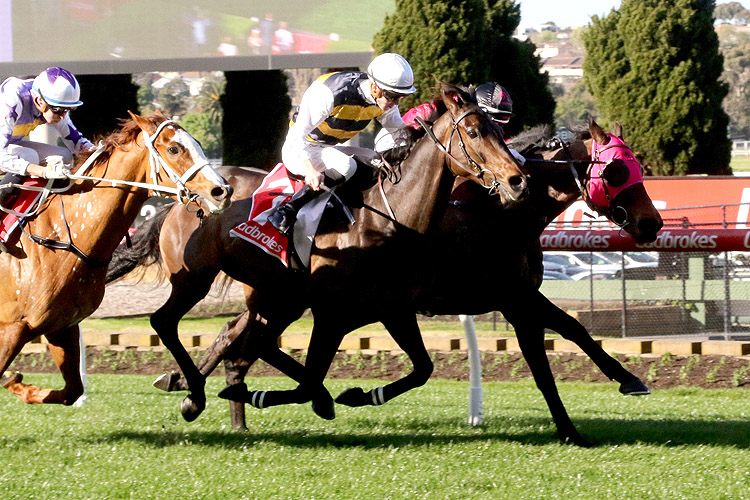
left=20, top=119, right=212, bottom=265
left=414, top=108, right=505, bottom=195
left=67, top=120, right=213, bottom=204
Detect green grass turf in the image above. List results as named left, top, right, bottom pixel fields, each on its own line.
left=1, top=375, right=748, bottom=500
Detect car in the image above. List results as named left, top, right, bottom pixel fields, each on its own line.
left=570, top=270, right=618, bottom=280
left=543, top=251, right=620, bottom=275
left=542, top=270, right=573, bottom=280
left=595, top=251, right=657, bottom=268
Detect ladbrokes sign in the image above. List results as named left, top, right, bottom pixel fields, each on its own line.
left=542, top=177, right=750, bottom=252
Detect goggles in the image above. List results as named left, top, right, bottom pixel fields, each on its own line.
left=42, top=98, right=74, bottom=116
left=381, top=88, right=405, bottom=102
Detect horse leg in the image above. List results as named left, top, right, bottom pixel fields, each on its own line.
left=150, top=273, right=216, bottom=422
left=0, top=322, right=34, bottom=399
left=153, top=310, right=252, bottom=392
left=515, top=322, right=589, bottom=446
left=4, top=325, right=84, bottom=404
left=336, top=311, right=433, bottom=407
left=219, top=313, right=336, bottom=420
left=223, top=318, right=345, bottom=418
left=535, top=290, right=649, bottom=395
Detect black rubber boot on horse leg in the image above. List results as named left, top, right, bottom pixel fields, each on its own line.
left=267, top=170, right=346, bottom=236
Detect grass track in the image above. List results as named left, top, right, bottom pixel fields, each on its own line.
left=1, top=375, right=749, bottom=499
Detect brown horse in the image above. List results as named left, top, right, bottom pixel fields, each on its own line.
left=109, top=117, right=660, bottom=446
left=0, top=112, right=232, bottom=406
left=220, top=118, right=661, bottom=446
left=108, top=82, right=527, bottom=422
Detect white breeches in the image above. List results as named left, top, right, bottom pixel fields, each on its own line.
left=7, top=140, right=72, bottom=165
left=285, top=143, right=377, bottom=181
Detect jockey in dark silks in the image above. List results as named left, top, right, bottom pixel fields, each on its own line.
left=267, top=53, right=418, bottom=236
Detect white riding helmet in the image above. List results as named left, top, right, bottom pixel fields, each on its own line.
left=32, top=67, right=83, bottom=108
left=367, top=53, right=417, bottom=95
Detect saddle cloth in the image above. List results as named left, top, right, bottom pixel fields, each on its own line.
left=0, top=178, right=46, bottom=246
left=229, top=163, right=332, bottom=268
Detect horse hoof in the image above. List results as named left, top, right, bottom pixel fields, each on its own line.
left=619, top=378, right=651, bottom=396
left=0, top=371, right=22, bottom=388
left=334, top=387, right=368, bottom=407
left=218, top=383, right=249, bottom=403
left=311, top=396, right=335, bottom=420
left=153, top=371, right=180, bottom=392
left=180, top=395, right=205, bottom=422
left=560, top=431, right=592, bottom=448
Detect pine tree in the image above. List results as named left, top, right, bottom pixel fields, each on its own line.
left=373, top=0, right=554, bottom=132
left=486, top=0, right=556, bottom=135
left=583, top=0, right=731, bottom=175
left=373, top=0, right=491, bottom=109
left=221, top=70, right=291, bottom=169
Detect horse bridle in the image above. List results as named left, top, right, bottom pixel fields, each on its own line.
left=68, top=120, right=226, bottom=206
left=415, top=106, right=506, bottom=196
left=560, top=139, right=632, bottom=229
left=22, top=120, right=224, bottom=266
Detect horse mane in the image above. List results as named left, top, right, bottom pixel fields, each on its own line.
left=74, top=113, right=170, bottom=168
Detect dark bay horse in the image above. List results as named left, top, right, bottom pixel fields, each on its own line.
left=0, top=112, right=232, bottom=405
left=108, top=83, right=528, bottom=422
left=223, top=118, right=661, bottom=446
left=109, top=117, right=661, bottom=445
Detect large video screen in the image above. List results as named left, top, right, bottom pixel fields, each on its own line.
left=2, top=0, right=392, bottom=66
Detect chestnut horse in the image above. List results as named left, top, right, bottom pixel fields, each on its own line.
left=0, top=112, right=232, bottom=406
left=107, top=83, right=527, bottom=422
left=109, top=117, right=660, bottom=446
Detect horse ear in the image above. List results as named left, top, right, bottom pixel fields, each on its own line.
left=129, top=111, right=156, bottom=135
left=588, top=116, right=609, bottom=144
left=612, top=121, right=624, bottom=140
left=440, top=81, right=470, bottom=114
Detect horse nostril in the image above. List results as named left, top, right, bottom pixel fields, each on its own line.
left=638, top=217, right=662, bottom=236
left=509, top=175, right=527, bottom=193
left=212, top=185, right=233, bottom=201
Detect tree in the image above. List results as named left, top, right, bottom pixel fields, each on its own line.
left=554, top=81, right=598, bottom=129
left=372, top=0, right=492, bottom=109
left=221, top=70, right=290, bottom=168
left=74, top=74, right=139, bottom=140
left=180, top=111, right=222, bottom=159
left=485, top=1, right=556, bottom=136
left=715, top=1, right=746, bottom=22
left=718, top=24, right=750, bottom=139
left=583, top=0, right=731, bottom=175
left=373, top=0, right=555, bottom=131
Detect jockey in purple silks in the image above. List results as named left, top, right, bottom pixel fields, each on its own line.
left=0, top=67, right=95, bottom=252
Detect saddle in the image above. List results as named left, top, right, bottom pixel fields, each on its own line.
left=0, top=177, right=61, bottom=256
left=230, top=162, right=369, bottom=270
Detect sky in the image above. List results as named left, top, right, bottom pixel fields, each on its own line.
left=517, top=0, right=621, bottom=29
left=518, top=0, right=737, bottom=29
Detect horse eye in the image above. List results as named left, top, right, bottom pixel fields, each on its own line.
left=167, top=146, right=180, bottom=155
left=467, top=129, right=479, bottom=139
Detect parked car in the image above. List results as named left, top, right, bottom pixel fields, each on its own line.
left=570, top=270, right=618, bottom=280
left=543, top=251, right=620, bottom=275
left=595, top=251, right=658, bottom=269
left=542, top=270, right=573, bottom=280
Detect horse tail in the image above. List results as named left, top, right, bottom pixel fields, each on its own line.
left=105, top=203, right=175, bottom=283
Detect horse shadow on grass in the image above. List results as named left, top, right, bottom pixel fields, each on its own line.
left=84, top=416, right=750, bottom=449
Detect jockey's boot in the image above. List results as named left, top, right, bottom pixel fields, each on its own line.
left=0, top=172, right=24, bottom=254
left=267, top=171, right=345, bottom=236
